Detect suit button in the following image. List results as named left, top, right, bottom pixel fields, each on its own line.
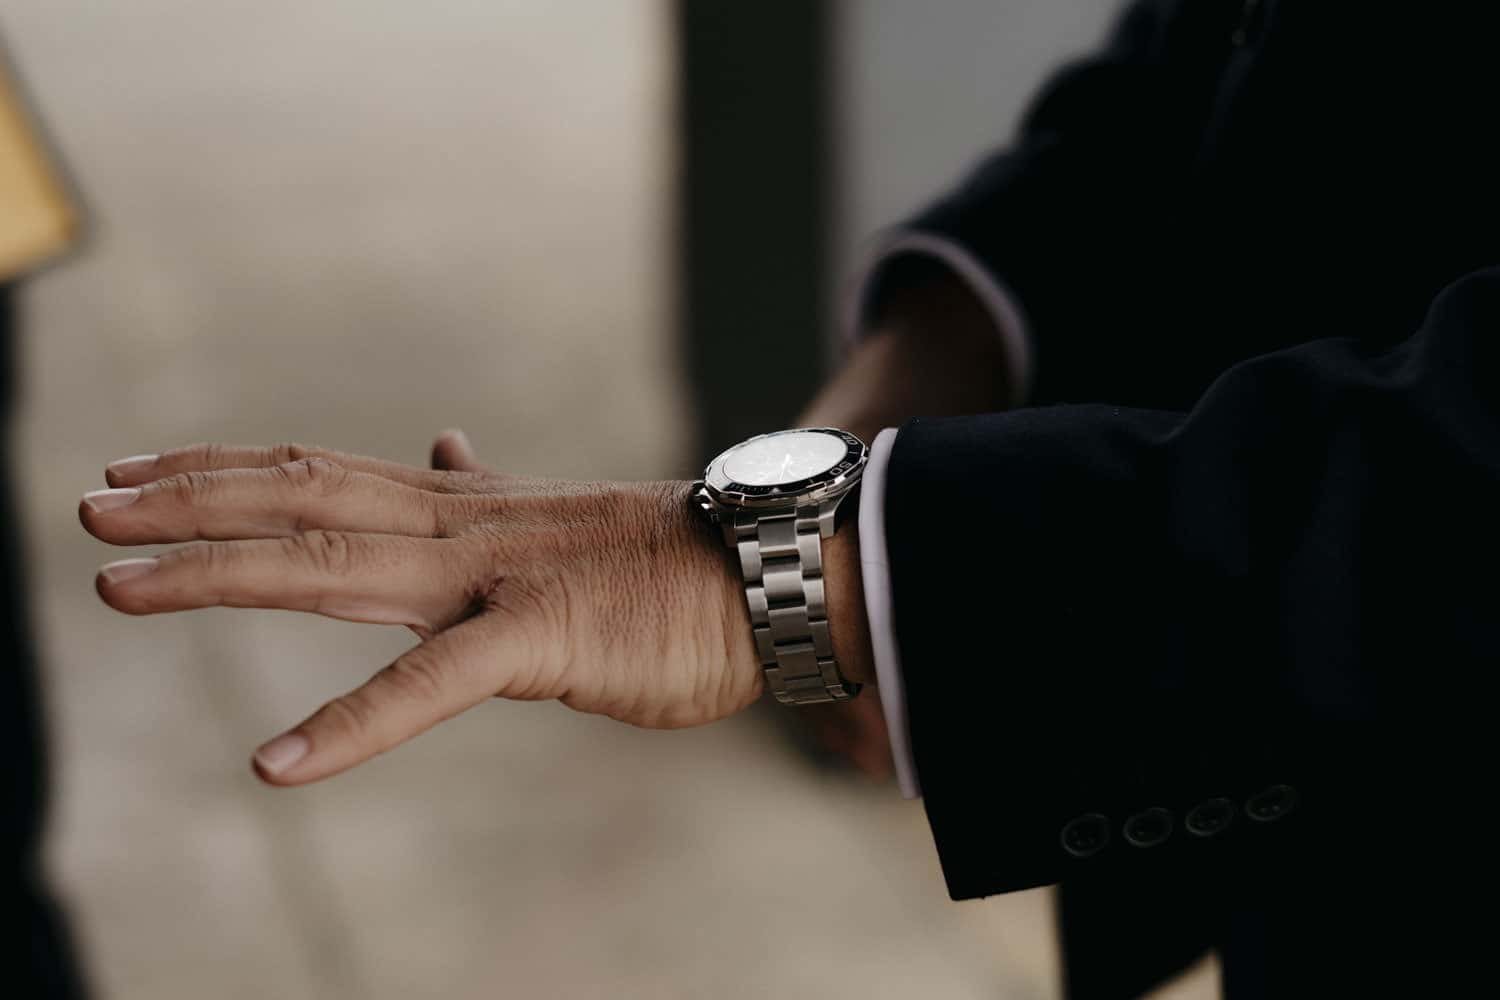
left=1246, top=784, right=1298, bottom=822
left=1060, top=813, right=1110, bottom=858
left=1122, top=807, right=1174, bottom=848
left=1185, top=797, right=1235, bottom=838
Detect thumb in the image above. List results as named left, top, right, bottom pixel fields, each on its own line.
left=250, top=614, right=529, bottom=785
left=430, top=427, right=485, bottom=472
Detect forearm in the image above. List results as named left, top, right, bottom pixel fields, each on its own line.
left=796, top=257, right=1019, bottom=439
left=806, top=258, right=1019, bottom=691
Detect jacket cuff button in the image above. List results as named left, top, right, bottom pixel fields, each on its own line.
left=1060, top=813, right=1110, bottom=858
left=1246, top=784, right=1299, bottom=822
left=1185, top=797, right=1236, bottom=837
left=1123, top=807, right=1174, bottom=848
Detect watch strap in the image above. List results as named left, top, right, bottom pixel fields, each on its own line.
left=732, top=502, right=860, bottom=705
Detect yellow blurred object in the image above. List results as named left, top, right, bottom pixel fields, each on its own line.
left=0, top=52, right=78, bottom=282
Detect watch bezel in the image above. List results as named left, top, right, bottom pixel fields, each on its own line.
left=703, top=427, right=867, bottom=508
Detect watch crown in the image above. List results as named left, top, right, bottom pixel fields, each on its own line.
left=690, top=481, right=721, bottom=524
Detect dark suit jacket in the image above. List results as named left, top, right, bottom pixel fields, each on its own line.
left=875, top=2, right=1499, bottom=996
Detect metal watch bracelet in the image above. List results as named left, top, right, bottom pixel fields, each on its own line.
left=696, top=490, right=860, bottom=706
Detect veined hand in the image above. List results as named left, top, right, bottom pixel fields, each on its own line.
left=79, top=431, right=767, bottom=785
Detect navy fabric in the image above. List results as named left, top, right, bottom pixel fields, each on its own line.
left=880, top=2, right=1500, bottom=996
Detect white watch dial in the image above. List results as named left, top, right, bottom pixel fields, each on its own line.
left=722, top=430, right=848, bottom=487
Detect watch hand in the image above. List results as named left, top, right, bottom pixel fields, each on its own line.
left=778, top=454, right=793, bottom=480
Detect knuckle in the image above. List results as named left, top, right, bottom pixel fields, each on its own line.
left=313, top=693, right=378, bottom=745
left=380, top=650, right=448, bottom=705
left=186, top=541, right=220, bottom=573
left=196, top=540, right=238, bottom=575
left=159, top=470, right=216, bottom=505
left=431, top=469, right=482, bottom=496
left=162, top=441, right=222, bottom=473
left=491, top=572, right=570, bottom=645
left=158, top=539, right=232, bottom=584
left=477, top=571, right=574, bottom=702
left=276, top=456, right=348, bottom=496
left=288, top=529, right=356, bottom=574
left=270, top=442, right=316, bottom=466
left=433, top=493, right=489, bottom=537
left=194, top=442, right=223, bottom=469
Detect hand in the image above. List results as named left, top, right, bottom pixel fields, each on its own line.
left=797, top=258, right=1018, bottom=446
left=800, top=691, right=895, bottom=781
left=78, top=432, right=769, bottom=786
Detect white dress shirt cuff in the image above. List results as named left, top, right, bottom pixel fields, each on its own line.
left=858, top=427, right=922, bottom=798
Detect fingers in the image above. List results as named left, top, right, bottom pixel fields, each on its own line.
left=105, top=442, right=470, bottom=492
left=430, top=428, right=488, bottom=473
left=81, top=458, right=483, bottom=544
left=251, top=613, right=544, bottom=785
left=95, top=531, right=486, bottom=633
left=806, top=695, right=894, bottom=781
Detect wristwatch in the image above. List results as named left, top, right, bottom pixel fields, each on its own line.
left=693, top=427, right=868, bottom=705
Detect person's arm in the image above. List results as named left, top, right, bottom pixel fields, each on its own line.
left=889, top=265, right=1500, bottom=899
left=68, top=0, right=1249, bottom=803
left=796, top=0, right=1196, bottom=779
left=799, top=257, right=1019, bottom=445
left=81, top=447, right=812, bottom=783
left=790, top=0, right=1202, bottom=784
left=793, top=259, right=1022, bottom=781
left=854, top=0, right=1219, bottom=403
left=792, top=0, right=1196, bottom=777
left=67, top=259, right=1019, bottom=787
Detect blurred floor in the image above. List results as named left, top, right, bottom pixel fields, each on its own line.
left=3, top=2, right=1213, bottom=998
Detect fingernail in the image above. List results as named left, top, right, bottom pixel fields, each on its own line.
left=98, top=557, right=158, bottom=584
left=253, top=732, right=309, bottom=777
left=82, top=487, right=141, bottom=513
left=107, top=454, right=159, bottom=481
left=443, top=428, right=474, bottom=455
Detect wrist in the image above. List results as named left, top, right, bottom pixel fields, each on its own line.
left=823, top=497, right=875, bottom=687
left=693, top=428, right=873, bottom=702
left=695, top=481, right=874, bottom=691
left=677, top=480, right=765, bottom=696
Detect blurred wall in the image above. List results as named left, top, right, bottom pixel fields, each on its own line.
left=7, top=1, right=687, bottom=483
left=677, top=1, right=833, bottom=456
left=835, top=0, right=1119, bottom=274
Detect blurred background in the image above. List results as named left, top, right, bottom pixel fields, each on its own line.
left=0, top=1, right=1215, bottom=997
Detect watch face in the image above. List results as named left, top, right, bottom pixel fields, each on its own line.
left=722, top=429, right=848, bottom=486
left=704, top=427, right=866, bottom=505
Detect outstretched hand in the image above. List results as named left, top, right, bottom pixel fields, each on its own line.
left=79, top=432, right=765, bottom=785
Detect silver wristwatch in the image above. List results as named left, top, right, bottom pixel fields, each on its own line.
left=693, top=427, right=868, bottom=706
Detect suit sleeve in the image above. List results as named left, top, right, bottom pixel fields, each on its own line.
left=859, top=0, right=1246, bottom=401
left=887, top=267, right=1500, bottom=900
